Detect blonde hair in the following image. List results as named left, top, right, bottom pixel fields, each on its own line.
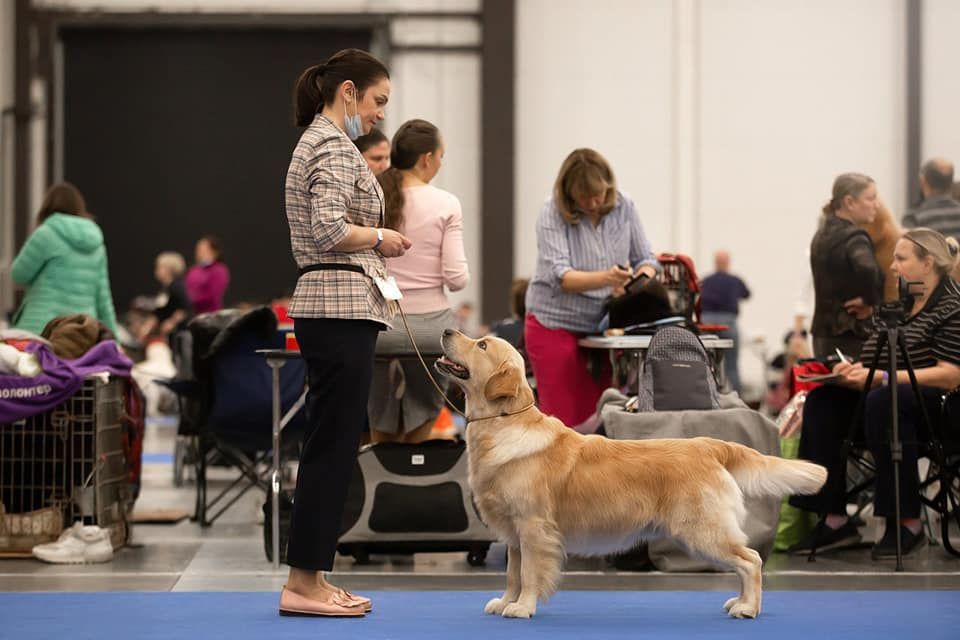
left=903, top=227, right=960, bottom=277
left=553, top=148, right=618, bottom=225
left=156, top=251, right=186, bottom=277
left=823, top=172, right=874, bottom=216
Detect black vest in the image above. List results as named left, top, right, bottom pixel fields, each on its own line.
left=810, top=215, right=881, bottom=339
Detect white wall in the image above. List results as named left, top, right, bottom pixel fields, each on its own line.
left=515, top=0, right=674, bottom=280
left=390, top=52, right=481, bottom=311
left=923, top=0, right=960, bottom=169
left=516, top=0, right=911, bottom=395
left=17, top=0, right=960, bottom=391
left=698, top=0, right=906, bottom=389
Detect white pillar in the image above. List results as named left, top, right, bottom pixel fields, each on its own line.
left=669, top=0, right=701, bottom=261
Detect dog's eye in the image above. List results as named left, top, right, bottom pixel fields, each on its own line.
left=477, top=340, right=487, bottom=350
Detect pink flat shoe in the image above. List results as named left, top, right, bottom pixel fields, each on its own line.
left=278, top=587, right=366, bottom=617
left=339, top=589, right=372, bottom=613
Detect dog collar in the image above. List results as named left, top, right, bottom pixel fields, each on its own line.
left=466, top=402, right=537, bottom=424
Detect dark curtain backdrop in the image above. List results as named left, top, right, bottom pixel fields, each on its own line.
left=62, top=27, right=371, bottom=312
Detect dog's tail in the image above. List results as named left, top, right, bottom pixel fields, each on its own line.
left=718, top=440, right=827, bottom=498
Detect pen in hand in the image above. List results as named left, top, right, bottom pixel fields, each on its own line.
left=834, top=347, right=851, bottom=364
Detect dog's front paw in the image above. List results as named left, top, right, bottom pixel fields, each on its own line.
left=484, top=597, right=509, bottom=615
left=727, top=601, right=758, bottom=619
left=723, top=596, right=740, bottom=612
left=501, top=602, right=535, bottom=619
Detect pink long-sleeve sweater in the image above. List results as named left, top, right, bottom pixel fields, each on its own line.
left=386, top=185, right=470, bottom=314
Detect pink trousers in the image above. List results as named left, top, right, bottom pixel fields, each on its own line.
left=524, top=314, right=611, bottom=427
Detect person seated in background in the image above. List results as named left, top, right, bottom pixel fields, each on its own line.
left=136, top=251, right=192, bottom=342
left=524, top=148, right=658, bottom=431
left=489, top=278, right=528, bottom=350
left=11, top=182, right=118, bottom=336
left=789, top=228, right=960, bottom=558
left=185, top=235, right=230, bottom=314
left=353, top=128, right=390, bottom=175
left=367, top=119, right=470, bottom=444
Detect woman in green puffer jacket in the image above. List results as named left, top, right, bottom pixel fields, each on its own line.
left=11, top=183, right=118, bottom=336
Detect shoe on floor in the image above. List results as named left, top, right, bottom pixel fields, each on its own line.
left=871, top=525, right=925, bottom=559
left=32, top=522, right=113, bottom=564
left=278, top=587, right=366, bottom=617
left=787, top=520, right=862, bottom=555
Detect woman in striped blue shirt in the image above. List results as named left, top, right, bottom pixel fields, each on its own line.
left=524, top=148, right=659, bottom=429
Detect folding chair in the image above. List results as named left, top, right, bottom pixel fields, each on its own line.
left=186, top=307, right=307, bottom=527
left=918, top=389, right=960, bottom=557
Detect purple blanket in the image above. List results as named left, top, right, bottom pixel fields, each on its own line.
left=0, top=341, right=133, bottom=423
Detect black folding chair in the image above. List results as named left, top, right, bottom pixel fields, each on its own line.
left=165, top=307, right=306, bottom=526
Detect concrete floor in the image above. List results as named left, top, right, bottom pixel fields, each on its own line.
left=2, top=419, right=959, bottom=593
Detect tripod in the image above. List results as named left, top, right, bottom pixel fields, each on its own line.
left=808, top=305, right=952, bottom=569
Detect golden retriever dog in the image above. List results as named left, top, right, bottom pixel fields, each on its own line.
left=435, top=330, right=827, bottom=620
left=864, top=199, right=902, bottom=302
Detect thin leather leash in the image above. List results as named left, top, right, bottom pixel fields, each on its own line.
left=394, top=302, right=536, bottom=424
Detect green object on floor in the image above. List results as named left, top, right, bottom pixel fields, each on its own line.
left=774, top=435, right=816, bottom=551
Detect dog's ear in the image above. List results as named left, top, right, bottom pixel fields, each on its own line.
left=484, top=363, right=521, bottom=401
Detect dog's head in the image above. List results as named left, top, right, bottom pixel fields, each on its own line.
left=435, top=329, right=534, bottom=416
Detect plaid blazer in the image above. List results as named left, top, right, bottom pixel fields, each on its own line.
left=285, top=114, right=394, bottom=327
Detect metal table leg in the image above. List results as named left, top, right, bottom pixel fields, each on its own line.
left=267, top=358, right=285, bottom=570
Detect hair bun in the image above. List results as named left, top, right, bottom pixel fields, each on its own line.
left=947, top=236, right=960, bottom=257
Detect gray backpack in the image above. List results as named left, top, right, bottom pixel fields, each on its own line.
left=635, top=325, right=721, bottom=412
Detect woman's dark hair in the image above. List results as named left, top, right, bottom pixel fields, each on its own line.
left=354, top=128, right=389, bottom=153
left=293, top=49, right=389, bottom=127
left=377, top=119, right=441, bottom=231
left=36, top=182, right=88, bottom=225
left=200, top=235, right=223, bottom=261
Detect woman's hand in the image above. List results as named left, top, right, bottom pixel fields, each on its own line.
left=843, top=297, right=873, bottom=321
left=376, top=229, right=413, bottom=258
left=604, top=264, right=633, bottom=289
left=634, top=264, right=657, bottom=279
left=832, top=361, right=881, bottom=390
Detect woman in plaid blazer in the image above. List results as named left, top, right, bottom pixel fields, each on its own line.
left=281, top=49, right=411, bottom=618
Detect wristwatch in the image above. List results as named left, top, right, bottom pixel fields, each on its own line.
left=373, top=228, right=384, bottom=251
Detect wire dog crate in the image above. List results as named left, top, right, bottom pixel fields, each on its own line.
left=0, top=377, right=131, bottom=554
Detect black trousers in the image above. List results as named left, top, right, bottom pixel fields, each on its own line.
left=790, top=383, right=942, bottom=519
left=286, top=317, right=380, bottom=570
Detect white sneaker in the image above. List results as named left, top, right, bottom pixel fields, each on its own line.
left=32, top=522, right=113, bottom=564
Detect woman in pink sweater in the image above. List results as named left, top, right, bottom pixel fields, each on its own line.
left=368, top=119, right=470, bottom=442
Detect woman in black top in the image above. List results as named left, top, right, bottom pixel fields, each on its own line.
left=790, top=228, right=960, bottom=558
left=137, top=251, right=192, bottom=341
left=809, top=173, right=884, bottom=360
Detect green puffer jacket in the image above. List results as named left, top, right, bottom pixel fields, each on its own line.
left=11, top=213, right=118, bottom=336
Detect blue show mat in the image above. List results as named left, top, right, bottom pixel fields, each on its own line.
left=2, top=590, right=959, bottom=640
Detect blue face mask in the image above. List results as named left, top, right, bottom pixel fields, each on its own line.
left=344, top=89, right=363, bottom=140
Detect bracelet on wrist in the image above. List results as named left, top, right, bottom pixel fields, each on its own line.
left=373, top=228, right=384, bottom=251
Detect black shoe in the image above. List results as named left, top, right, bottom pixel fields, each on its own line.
left=871, top=525, right=925, bottom=559
left=787, top=521, right=862, bottom=555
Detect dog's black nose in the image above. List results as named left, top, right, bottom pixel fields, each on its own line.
left=443, top=329, right=455, bottom=337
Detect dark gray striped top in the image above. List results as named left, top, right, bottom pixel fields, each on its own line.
left=902, top=196, right=960, bottom=242
left=859, top=277, right=960, bottom=370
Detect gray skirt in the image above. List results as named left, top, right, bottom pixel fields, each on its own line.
left=368, top=308, right=454, bottom=434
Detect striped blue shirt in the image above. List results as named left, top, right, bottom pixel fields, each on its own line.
left=525, top=191, right=659, bottom=333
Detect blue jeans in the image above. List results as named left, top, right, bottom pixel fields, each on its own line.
left=701, top=311, right=740, bottom=393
